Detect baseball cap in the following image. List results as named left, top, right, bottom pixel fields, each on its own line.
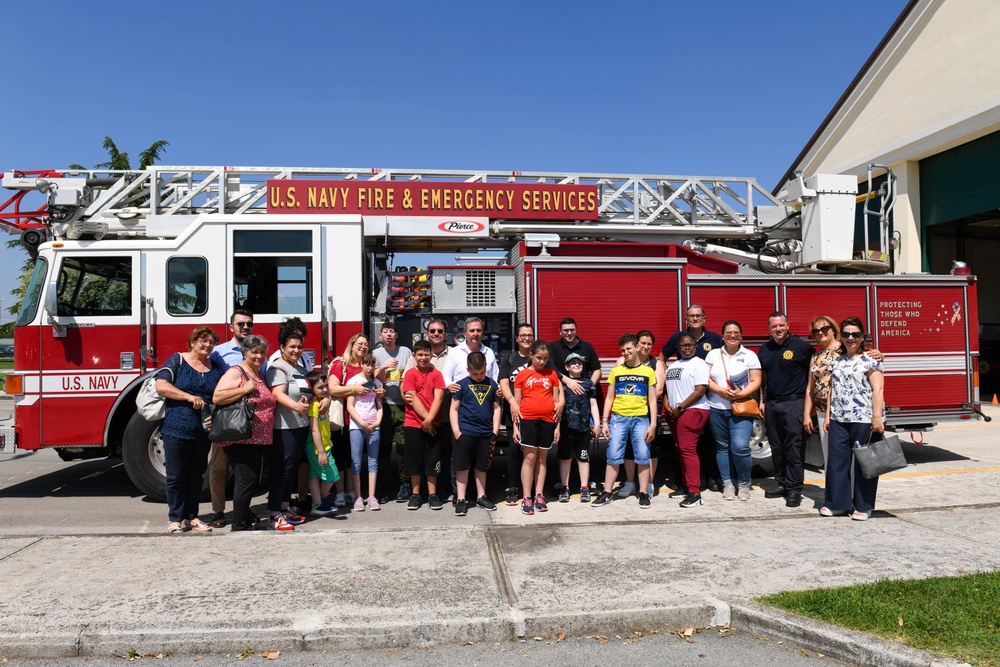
left=565, top=353, right=586, bottom=365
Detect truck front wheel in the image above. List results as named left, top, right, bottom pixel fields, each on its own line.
left=121, top=413, right=210, bottom=503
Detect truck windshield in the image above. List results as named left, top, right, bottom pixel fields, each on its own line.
left=15, top=258, right=48, bottom=326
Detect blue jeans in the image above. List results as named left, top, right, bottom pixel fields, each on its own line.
left=349, top=428, right=381, bottom=476
left=709, top=408, right=754, bottom=487
left=826, top=420, right=879, bottom=513
left=162, top=433, right=211, bottom=523
left=606, top=414, right=651, bottom=465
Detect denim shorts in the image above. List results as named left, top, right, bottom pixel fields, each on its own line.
left=606, top=414, right=651, bottom=465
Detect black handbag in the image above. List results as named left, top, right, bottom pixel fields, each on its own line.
left=209, top=368, right=256, bottom=443
left=854, top=433, right=907, bottom=479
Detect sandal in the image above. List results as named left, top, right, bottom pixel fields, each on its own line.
left=211, top=512, right=227, bottom=528
left=167, top=523, right=184, bottom=534
left=189, top=519, right=213, bottom=533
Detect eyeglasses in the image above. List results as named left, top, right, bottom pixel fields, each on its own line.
left=197, top=338, right=216, bottom=346
left=561, top=328, right=576, bottom=334
left=235, top=322, right=253, bottom=329
left=810, top=325, right=832, bottom=336
left=687, top=314, right=705, bottom=320
left=517, top=333, right=534, bottom=339
left=842, top=331, right=864, bottom=339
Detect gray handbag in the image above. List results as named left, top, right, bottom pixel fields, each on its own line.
left=209, top=367, right=256, bottom=443
left=854, top=433, right=907, bottom=479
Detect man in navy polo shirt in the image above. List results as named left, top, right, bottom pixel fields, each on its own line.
left=757, top=311, right=815, bottom=508
left=659, top=304, right=724, bottom=362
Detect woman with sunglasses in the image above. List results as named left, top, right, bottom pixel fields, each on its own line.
left=499, top=323, right=535, bottom=505
left=805, top=316, right=883, bottom=469
left=803, top=316, right=841, bottom=468
left=822, top=317, right=885, bottom=521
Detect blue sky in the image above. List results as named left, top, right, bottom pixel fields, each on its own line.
left=0, top=0, right=908, bottom=323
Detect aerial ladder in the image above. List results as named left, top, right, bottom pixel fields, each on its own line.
left=1, top=165, right=894, bottom=273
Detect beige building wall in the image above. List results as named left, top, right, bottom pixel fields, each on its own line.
left=789, top=0, right=1000, bottom=272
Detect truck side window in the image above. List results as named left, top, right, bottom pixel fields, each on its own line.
left=56, top=256, right=132, bottom=317
left=166, top=257, right=208, bottom=316
left=232, top=230, right=313, bottom=315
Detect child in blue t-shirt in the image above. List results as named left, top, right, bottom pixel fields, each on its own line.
left=449, top=351, right=501, bottom=517
left=558, top=353, right=600, bottom=502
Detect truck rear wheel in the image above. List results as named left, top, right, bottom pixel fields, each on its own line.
left=122, top=412, right=210, bottom=503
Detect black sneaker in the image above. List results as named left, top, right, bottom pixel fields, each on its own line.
left=591, top=491, right=615, bottom=507
left=667, top=487, right=688, bottom=499
left=397, top=485, right=412, bottom=502
left=476, top=496, right=497, bottom=512
left=428, top=494, right=444, bottom=510
left=407, top=494, right=422, bottom=510
left=455, top=499, right=468, bottom=516
left=638, top=492, right=651, bottom=508
left=679, top=492, right=703, bottom=508
left=558, top=488, right=570, bottom=503
left=505, top=488, right=519, bottom=506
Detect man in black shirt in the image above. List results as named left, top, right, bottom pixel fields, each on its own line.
left=547, top=318, right=602, bottom=394
left=757, top=312, right=815, bottom=507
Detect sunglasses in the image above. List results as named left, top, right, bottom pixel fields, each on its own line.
left=427, top=329, right=445, bottom=334
left=235, top=322, right=253, bottom=329
left=842, top=331, right=864, bottom=339
left=810, top=325, right=832, bottom=336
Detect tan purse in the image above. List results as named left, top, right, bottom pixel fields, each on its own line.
left=720, top=351, right=760, bottom=418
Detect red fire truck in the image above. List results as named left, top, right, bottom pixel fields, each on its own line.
left=0, top=166, right=986, bottom=499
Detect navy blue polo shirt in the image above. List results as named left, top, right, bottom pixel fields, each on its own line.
left=758, top=335, right=815, bottom=397
left=661, top=328, right=724, bottom=361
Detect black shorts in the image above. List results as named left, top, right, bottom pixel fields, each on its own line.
left=558, top=428, right=591, bottom=462
left=403, top=426, right=442, bottom=478
left=454, top=433, right=495, bottom=473
left=519, top=419, right=555, bottom=450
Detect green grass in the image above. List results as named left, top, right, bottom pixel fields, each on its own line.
left=757, top=571, right=1000, bottom=666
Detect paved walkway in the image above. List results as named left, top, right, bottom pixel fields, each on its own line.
left=1, top=408, right=997, bottom=665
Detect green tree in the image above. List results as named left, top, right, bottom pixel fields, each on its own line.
left=5, top=137, right=169, bottom=330
left=1, top=238, right=33, bottom=337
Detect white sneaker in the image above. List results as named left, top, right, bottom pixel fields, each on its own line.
left=334, top=492, right=346, bottom=508
left=617, top=481, right=637, bottom=498
left=737, top=486, right=752, bottom=501
left=722, top=484, right=736, bottom=500
left=851, top=510, right=870, bottom=521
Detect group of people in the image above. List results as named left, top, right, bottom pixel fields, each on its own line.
left=153, top=304, right=887, bottom=533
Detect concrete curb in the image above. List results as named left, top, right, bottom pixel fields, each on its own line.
left=0, top=604, right=725, bottom=658
left=728, top=600, right=971, bottom=667
left=0, top=597, right=978, bottom=663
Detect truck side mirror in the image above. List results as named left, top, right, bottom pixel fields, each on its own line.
left=43, top=281, right=66, bottom=338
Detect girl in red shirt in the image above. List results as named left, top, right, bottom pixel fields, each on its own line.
left=512, top=340, right=564, bottom=515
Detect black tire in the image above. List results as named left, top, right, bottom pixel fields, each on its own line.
left=122, top=412, right=211, bottom=503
